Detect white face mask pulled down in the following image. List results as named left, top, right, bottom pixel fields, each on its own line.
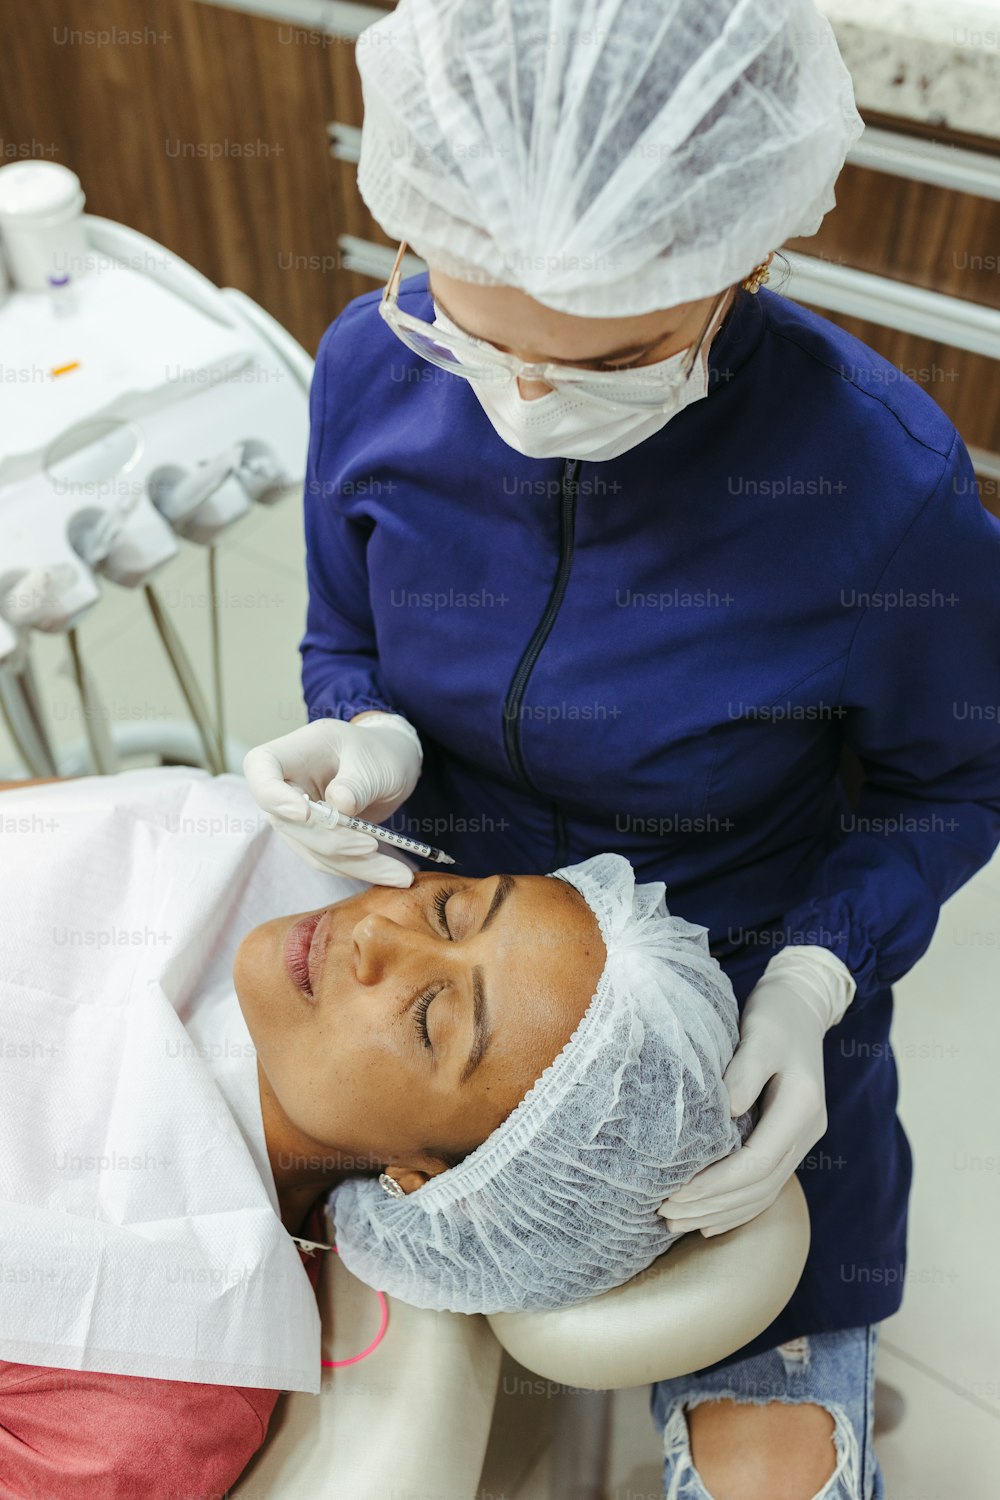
left=432, top=299, right=730, bottom=463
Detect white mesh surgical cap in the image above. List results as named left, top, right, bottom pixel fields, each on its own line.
left=331, top=854, right=753, bottom=1313
left=355, top=0, right=865, bottom=316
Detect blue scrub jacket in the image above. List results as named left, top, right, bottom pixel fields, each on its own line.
left=301, top=275, right=1000, bottom=1365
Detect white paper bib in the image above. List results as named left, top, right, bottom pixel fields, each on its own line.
left=0, top=768, right=358, bottom=1392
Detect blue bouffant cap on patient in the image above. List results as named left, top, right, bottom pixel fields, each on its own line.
left=331, top=853, right=752, bottom=1313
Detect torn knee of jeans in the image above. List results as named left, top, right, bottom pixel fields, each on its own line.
left=681, top=1388, right=779, bottom=1413
left=662, top=1395, right=863, bottom=1500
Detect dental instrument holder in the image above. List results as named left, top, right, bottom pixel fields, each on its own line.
left=0, top=211, right=312, bottom=779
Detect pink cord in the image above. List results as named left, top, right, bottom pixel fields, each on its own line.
left=320, top=1246, right=389, bottom=1369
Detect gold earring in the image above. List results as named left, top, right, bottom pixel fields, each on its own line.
left=741, top=256, right=773, bottom=295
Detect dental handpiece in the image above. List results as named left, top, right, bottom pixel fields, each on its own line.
left=301, top=794, right=456, bottom=866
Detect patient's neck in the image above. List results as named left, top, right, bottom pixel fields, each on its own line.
left=256, top=1062, right=357, bottom=1234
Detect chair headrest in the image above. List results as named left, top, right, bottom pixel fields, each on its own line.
left=485, top=1174, right=810, bottom=1390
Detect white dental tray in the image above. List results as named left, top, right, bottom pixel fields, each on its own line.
left=0, top=250, right=254, bottom=479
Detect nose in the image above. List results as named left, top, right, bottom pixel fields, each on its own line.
left=516, top=375, right=553, bottom=400
left=352, top=911, right=418, bottom=986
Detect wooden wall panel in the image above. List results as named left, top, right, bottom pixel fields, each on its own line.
left=0, top=0, right=358, bottom=355
left=793, top=159, right=1000, bottom=305
left=785, top=151, right=1000, bottom=463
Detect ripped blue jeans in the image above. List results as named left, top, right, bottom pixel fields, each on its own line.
left=651, top=1325, right=883, bottom=1499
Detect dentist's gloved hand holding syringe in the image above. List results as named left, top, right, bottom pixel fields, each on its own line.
left=243, top=714, right=423, bottom=887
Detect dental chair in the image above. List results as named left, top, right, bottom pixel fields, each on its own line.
left=230, top=1175, right=809, bottom=1500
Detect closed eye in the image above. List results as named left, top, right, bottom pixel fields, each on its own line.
left=411, top=886, right=461, bottom=1050
left=413, top=985, right=439, bottom=1049
left=433, top=886, right=454, bottom=938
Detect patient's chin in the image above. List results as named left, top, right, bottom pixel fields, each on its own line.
left=232, top=924, right=262, bottom=1018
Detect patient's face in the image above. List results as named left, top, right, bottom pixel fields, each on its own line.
left=234, top=872, right=604, bottom=1186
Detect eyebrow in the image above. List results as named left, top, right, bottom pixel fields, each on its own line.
left=480, top=872, right=515, bottom=933
left=461, top=966, right=491, bottom=1084
left=459, top=874, right=514, bottom=1083
left=431, top=288, right=680, bottom=371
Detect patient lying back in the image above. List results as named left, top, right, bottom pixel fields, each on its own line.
left=238, top=849, right=749, bottom=1314
left=236, top=869, right=604, bottom=1233
left=1, top=768, right=745, bottom=1329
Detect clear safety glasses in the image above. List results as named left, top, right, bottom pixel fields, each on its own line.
left=378, top=240, right=729, bottom=408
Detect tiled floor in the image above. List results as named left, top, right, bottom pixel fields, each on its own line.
left=4, top=492, right=998, bottom=1497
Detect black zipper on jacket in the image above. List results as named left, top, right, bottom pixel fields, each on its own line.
left=502, top=457, right=581, bottom=801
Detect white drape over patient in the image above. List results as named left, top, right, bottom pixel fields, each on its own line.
left=1, top=773, right=751, bottom=1366
left=0, top=770, right=350, bottom=1393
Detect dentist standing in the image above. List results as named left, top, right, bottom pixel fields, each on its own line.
left=244, top=2, right=1000, bottom=1495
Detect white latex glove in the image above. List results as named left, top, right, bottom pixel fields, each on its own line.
left=242, top=714, right=423, bottom=887
left=657, top=946, right=856, bottom=1237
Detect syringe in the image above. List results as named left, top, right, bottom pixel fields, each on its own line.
left=301, top=794, right=456, bottom=866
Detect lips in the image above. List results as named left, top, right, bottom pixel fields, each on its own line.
left=283, top=910, right=329, bottom=1000
left=307, top=911, right=332, bottom=997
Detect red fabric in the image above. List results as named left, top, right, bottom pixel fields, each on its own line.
left=0, top=1210, right=327, bottom=1500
